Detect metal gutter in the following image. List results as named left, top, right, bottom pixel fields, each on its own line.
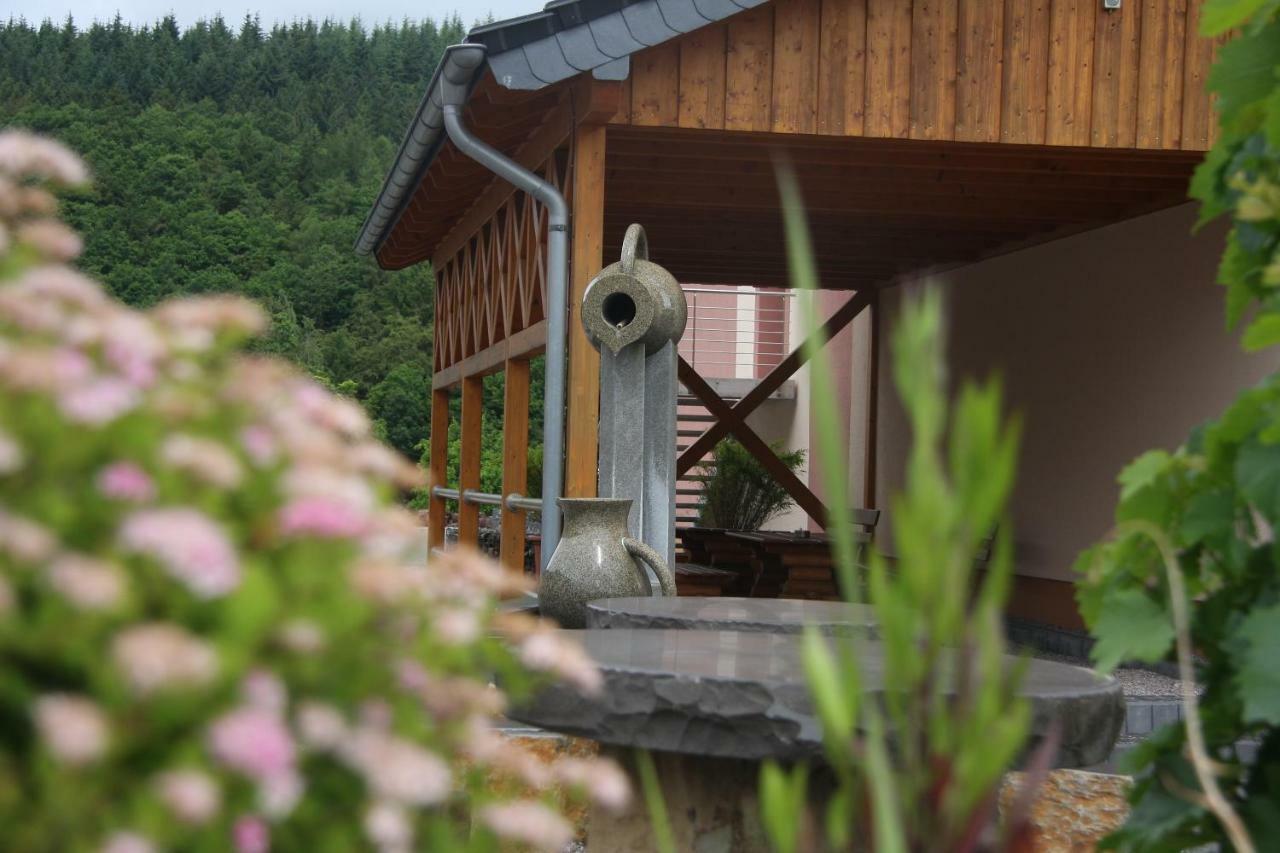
left=355, top=0, right=766, bottom=258
left=353, top=45, right=488, bottom=257
left=438, top=44, right=569, bottom=572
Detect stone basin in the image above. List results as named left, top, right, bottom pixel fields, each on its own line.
left=585, top=595, right=878, bottom=636
left=509, top=628, right=1124, bottom=769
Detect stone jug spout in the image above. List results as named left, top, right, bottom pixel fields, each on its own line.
left=581, top=224, right=687, bottom=355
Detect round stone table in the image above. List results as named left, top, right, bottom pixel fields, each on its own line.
left=585, top=596, right=878, bottom=636
left=509, top=628, right=1124, bottom=852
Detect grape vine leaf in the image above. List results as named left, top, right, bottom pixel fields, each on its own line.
left=1208, top=19, right=1280, bottom=123
left=1232, top=601, right=1280, bottom=724
left=1118, top=450, right=1172, bottom=501
left=1235, top=436, right=1280, bottom=519
left=1090, top=587, right=1175, bottom=673
left=1202, top=0, right=1276, bottom=36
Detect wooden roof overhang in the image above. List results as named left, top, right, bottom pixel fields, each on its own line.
left=368, top=0, right=1218, bottom=290
left=600, top=126, right=1202, bottom=289
left=375, top=105, right=1202, bottom=290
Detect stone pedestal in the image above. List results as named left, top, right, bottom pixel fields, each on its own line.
left=588, top=748, right=820, bottom=853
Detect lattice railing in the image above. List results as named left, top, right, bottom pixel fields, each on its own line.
left=433, top=157, right=564, bottom=374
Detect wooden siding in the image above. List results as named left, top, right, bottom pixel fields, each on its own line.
left=613, top=0, right=1219, bottom=150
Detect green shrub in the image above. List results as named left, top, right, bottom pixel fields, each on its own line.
left=0, top=131, right=623, bottom=852
left=1077, top=6, right=1280, bottom=850
left=697, top=438, right=805, bottom=530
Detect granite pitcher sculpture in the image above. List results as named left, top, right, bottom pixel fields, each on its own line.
left=539, top=498, right=676, bottom=628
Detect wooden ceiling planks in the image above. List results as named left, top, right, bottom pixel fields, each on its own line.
left=602, top=124, right=1200, bottom=290
left=615, top=0, right=1221, bottom=152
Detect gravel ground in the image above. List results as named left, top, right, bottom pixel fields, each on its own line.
left=1018, top=646, right=1200, bottom=698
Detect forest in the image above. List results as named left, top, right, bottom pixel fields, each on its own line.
left=0, top=15, right=539, bottom=493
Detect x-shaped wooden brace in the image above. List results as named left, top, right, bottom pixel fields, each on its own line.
left=676, top=291, right=874, bottom=529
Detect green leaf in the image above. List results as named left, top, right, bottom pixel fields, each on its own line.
left=1208, top=20, right=1280, bottom=124
left=1243, top=312, right=1280, bottom=350
left=1179, top=488, right=1236, bottom=544
left=1090, top=587, right=1175, bottom=672
left=1118, top=450, right=1172, bottom=501
left=1201, top=0, right=1272, bottom=36
left=1236, top=436, right=1280, bottom=519
left=801, top=627, right=854, bottom=742
left=1265, top=87, right=1280, bottom=148
left=1232, top=601, right=1280, bottom=724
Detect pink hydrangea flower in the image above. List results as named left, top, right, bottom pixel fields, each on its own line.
left=0, top=131, right=89, bottom=185
left=277, top=620, right=324, bottom=654
left=364, top=801, right=412, bottom=851
left=47, top=554, right=124, bottom=611
left=101, top=314, right=164, bottom=387
left=119, top=508, right=240, bottom=598
left=33, top=694, right=109, bottom=765
left=295, top=702, right=346, bottom=752
left=343, top=727, right=450, bottom=807
left=0, top=509, right=57, bottom=563
left=241, top=670, right=287, bottom=713
left=99, top=831, right=155, bottom=853
left=112, top=623, right=218, bottom=694
left=239, top=425, right=278, bottom=466
left=278, top=497, right=368, bottom=540
left=257, top=771, right=303, bottom=818
left=17, top=219, right=82, bottom=261
left=58, top=377, right=141, bottom=425
left=433, top=608, right=481, bottom=646
left=0, top=429, right=23, bottom=474
left=160, top=434, right=243, bottom=488
left=232, top=816, right=270, bottom=853
left=554, top=757, right=631, bottom=813
left=209, top=707, right=296, bottom=782
left=96, top=462, right=155, bottom=503
left=156, top=770, right=221, bottom=825
left=479, top=801, right=574, bottom=853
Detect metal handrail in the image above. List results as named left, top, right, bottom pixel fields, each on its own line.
left=682, top=286, right=796, bottom=297
left=431, top=485, right=543, bottom=515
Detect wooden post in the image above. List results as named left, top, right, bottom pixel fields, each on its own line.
left=458, top=375, right=483, bottom=547
left=499, top=358, right=530, bottom=572
left=863, top=290, right=880, bottom=509
left=565, top=120, right=607, bottom=497
left=427, top=387, right=451, bottom=554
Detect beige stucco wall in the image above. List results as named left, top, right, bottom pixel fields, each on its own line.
left=867, top=203, right=1276, bottom=583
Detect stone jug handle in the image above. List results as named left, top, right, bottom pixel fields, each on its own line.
left=619, top=223, right=648, bottom=275
left=623, top=537, right=676, bottom=597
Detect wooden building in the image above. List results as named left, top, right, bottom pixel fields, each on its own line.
left=358, top=0, right=1250, bottom=626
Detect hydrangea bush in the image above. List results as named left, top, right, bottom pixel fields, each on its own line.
left=0, top=130, right=625, bottom=852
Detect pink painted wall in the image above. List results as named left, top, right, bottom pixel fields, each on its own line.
left=869, top=204, right=1277, bottom=584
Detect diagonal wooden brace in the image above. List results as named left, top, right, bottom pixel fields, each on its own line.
left=677, top=291, right=873, bottom=476
left=677, top=357, right=831, bottom=528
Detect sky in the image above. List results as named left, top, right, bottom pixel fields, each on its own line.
left=1, top=0, right=535, bottom=29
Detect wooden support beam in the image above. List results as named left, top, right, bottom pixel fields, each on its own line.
left=565, top=120, right=607, bottom=497
left=677, top=357, right=831, bottom=527
left=428, top=387, right=451, bottom=554
left=678, top=290, right=873, bottom=474
left=863, top=290, right=880, bottom=508
left=500, top=357, right=530, bottom=573
left=432, top=321, right=547, bottom=390
left=458, top=375, right=483, bottom=546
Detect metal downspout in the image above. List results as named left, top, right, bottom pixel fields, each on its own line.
left=439, top=45, right=568, bottom=570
